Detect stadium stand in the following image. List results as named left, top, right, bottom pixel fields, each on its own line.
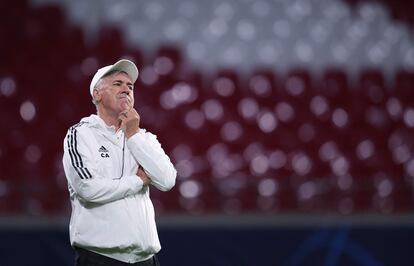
left=0, top=0, right=413, bottom=217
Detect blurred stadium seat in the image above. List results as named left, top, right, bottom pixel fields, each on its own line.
left=1, top=0, right=413, bottom=216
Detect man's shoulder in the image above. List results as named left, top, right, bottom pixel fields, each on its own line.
left=139, top=129, right=162, bottom=144
left=66, top=118, right=93, bottom=137
left=68, top=121, right=90, bottom=132
left=63, top=120, right=92, bottom=147
left=70, top=121, right=89, bottom=129
left=140, top=128, right=156, bottom=137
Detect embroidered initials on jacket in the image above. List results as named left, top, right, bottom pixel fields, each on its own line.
left=99, top=146, right=110, bottom=158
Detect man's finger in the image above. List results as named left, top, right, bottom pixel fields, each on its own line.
left=118, top=112, right=128, bottom=120
left=120, top=110, right=129, bottom=116
left=131, top=109, right=139, bottom=117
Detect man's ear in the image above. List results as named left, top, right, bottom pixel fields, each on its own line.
left=93, top=88, right=101, bottom=103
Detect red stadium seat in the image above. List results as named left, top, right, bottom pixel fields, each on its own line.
left=1, top=1, right=413, bottom=215
left=394, top=70, right=414, bottom=105
left=318, top=69, right=349, bottom=106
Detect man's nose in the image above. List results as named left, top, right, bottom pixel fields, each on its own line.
left=120, top=85, right=130, bottom=94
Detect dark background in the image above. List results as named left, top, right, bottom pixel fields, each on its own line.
left=0, top=0, right=414, bottom=265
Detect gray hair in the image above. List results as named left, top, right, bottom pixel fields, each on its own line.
left=91, top=70, right=125, bottom=105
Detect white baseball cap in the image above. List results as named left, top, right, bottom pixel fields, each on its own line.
left=89, top=59, right=139, bottom=96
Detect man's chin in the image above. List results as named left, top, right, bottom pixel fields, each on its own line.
left=119, top=100, right=132, bottom=111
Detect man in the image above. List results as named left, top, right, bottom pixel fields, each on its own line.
left=62, top=59, right=177, bottom=266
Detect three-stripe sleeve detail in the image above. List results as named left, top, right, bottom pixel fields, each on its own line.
left=67, top=123, right=92, bottom=179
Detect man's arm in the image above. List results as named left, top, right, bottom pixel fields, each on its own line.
left=118, top=108, right=177, bottom=191
left=127, top=131, right=177, bottom=191
left=63, top=126, right=145, bottom=204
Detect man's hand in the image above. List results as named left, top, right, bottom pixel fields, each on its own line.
left=118, top=108, right=140, bottom=138
left=137, top=166, right=150, bottom=186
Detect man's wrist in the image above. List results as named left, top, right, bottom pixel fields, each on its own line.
left=125, top=128, right=139, bottom=139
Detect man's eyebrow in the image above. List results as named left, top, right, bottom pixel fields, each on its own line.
left=112, top=80, right=133, bottom=86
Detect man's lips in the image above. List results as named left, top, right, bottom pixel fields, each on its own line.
left=118, top=95, right=131, bottom=102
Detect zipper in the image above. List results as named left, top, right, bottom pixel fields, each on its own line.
left=119, top=134, right=126, bottom=178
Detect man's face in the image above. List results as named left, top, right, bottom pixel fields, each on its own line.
left=95, top=72, right=134, bottom=115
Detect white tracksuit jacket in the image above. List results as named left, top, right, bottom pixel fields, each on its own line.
left=62, top=114, right=177, bottom=263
